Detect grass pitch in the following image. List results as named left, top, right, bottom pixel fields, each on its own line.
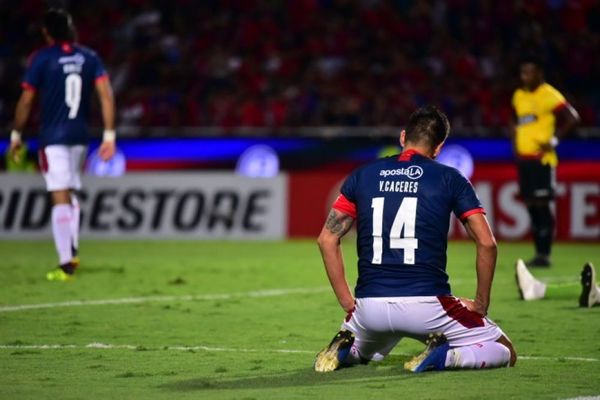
left=0, top=239, right=599, bottom=400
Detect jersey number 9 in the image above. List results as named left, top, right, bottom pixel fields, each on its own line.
left=65, top=73, right=82, bottom=119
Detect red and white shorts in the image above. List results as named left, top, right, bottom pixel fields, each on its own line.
left=38, top=145, right=87, bottom=191
left=342, top=296, right=506, bottom=361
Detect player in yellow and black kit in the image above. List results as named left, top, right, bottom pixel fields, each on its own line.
left=510, top=57, right=580, bottom=267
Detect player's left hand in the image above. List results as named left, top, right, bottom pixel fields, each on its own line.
left=9, top=138, right=23, bottom=162
left=460, top=297, right=487, bottom=316
left=538, top=143, right=553, bottom=152
left=99, top=140, right=116, bottom=161
left=341, top=297, right=355, bottom=314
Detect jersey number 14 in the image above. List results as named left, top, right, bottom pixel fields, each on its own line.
left=371, top=197, right=418, bottom=265
left=65, top=73, right=82, bottom=119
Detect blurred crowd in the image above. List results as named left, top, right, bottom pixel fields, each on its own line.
left=1, top=0, right=599, bottom=135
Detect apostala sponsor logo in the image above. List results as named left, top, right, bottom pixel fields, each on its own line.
left=58, top=53, right=85, bottom=65
left=379, top=165, right=423, bottom=180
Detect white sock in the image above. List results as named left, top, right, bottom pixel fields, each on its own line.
left=52, top=204, right=73, bottom=265
left=70, top=194, right=80, bottom=254
left=445, top=342, right=510, bottom=369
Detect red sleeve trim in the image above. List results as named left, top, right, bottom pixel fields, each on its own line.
left=332, top=194, right=357, bottom=219
left=95, top=74, right=109, bottom=83
left=21, top=82, right=36, bottom=91
left=459, top=207, right=486, bottom=222
left=552, top=102, right=567, bottom=113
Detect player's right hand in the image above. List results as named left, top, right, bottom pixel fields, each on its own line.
left=459, top=297, right=487, bottom=317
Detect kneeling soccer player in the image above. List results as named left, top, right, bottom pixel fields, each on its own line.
left=314, top=106, right=516, bottom=373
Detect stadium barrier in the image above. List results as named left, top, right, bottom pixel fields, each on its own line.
left=287, top=162, right=600, bottom=241
left=1, top=161, right=598, bottom=241
left=0, top=173, right=287, bottom=239
left=1, top=134, right=599, bottom=241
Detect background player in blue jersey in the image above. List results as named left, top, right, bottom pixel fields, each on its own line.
left=314, top=106, right=516, bottom=373
left=8, top=9, right=116, bottom=281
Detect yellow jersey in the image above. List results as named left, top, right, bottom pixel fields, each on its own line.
left=512, top=83, right=566, bottom=167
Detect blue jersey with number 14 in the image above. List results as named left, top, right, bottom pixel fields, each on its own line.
left=334, top=150, right=485, bottom=298
left=22, top=43, right=107, bottom=146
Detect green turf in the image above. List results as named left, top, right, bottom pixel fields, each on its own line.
left=0, top=239, right=599, bottom=399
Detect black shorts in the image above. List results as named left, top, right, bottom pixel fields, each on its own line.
left=517, top=159, right=555, bottom=200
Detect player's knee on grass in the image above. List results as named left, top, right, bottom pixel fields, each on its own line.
left=497, top=335, right=517, bottom=367
left=445, top=341, right=509, bottom=369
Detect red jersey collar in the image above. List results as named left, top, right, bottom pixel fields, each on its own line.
left=60, top=41, right=74, bottom=53
left=398, top=148, right=430, bottom=161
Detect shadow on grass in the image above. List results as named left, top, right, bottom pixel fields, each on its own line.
left=161, top=355, right=426, bottom=392
left=78, top=266, right=126, bottom=275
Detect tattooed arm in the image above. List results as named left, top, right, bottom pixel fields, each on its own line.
left=317, top=208, right=356, bottom=313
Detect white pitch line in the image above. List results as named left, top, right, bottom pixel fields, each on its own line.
left=0, top=343, right=314, bottom=354
left=0, top=343, right=598, bottom=363
left=0, top=287, right=329, bottom=313
left=545, top=281, right=581, bottom=288
left=562, top=397, right=600, bottom=400
left=519, top=355, right=599, bottom=362
left=540, top=276, right=579, bottom=283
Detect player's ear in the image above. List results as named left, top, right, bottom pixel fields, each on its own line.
left=41, top=27, right=52, bottom=43
left=400, top=130, right=406, bottom=147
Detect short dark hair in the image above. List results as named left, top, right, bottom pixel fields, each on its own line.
left=404, top=105, right=450, bottom=149
left=43, top=8, right=75, bottom=41
left=519, top=53, right=544, bottom=70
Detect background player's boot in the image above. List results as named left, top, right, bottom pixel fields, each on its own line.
left=71, top=246, right=80, bottom=269
left=579, top=262, right=599, bottom=308
left=526, top=254, right=551, bottom=268
left=515, top=259, right=547, bottom=300
left=46, top=262, right=76, bottom=282
left=404, top=333, right=449, bottom=373
left=314, top=330, right=355, bottom=372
